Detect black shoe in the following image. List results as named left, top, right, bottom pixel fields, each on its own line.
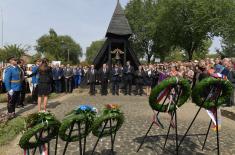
left=7, top=113, right=16, bottom=120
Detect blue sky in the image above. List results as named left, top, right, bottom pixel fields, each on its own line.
left=0, top=0, right=221, bottom=58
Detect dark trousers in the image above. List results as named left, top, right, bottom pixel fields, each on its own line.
left=8, top=91, right=20, bottom=113
left=54, top=80, right=62, bottom=93
left=17, top=90, right=26, bottom=106
left=101, top=80, right=108, bottom=95
left=17, top=81, right=26, bottom=106
left=65, top=78, right=72, bottom=93
left=112, top=81, right=119, bottom=95
left=229, top=86, right=235, bottom=106
left=124, top=78, right=132, bottom=95
left=74, top=75, right=81, bottom=88
left=136, top=83, right=143, bottom=95
left=89, top=82, right=96, bottom=95
left=32, top=84, right=38, bottom=103
left=0, top=81, right=3, bottom=93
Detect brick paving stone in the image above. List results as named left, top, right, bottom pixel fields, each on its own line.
left=1, top=89, right=235, bottom=155
left=46, top=91, right=235, bottom=155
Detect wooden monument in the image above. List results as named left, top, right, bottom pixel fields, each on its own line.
left=93, top=0, right=140, bottom=70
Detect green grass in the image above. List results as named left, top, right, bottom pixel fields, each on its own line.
left=0, top=92, right=62, bottom=104
left=0, top=93, right=62, bottom=145
left=0, top=94, right=8, bottom=103
left=49, top=92, right=61, bottom=99
left=0, top=117, right=25, bottom=145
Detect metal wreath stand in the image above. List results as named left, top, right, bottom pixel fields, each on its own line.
left=178, top=83, right=223, bottom=155
left=137, top=81, right=183, bottom=155
left=91, top=118, right=120, bottom=155
left=32, top=126, right=59, bottom=155
left=62, top=120, right=89, bottom=155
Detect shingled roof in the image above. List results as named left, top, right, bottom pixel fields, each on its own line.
left=106, top=0, right=132, bottom=37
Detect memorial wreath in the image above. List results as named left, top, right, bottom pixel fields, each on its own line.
left=19, top=111, right=61, bottom=149
left=192, top=77, right=233, bottom=109
left=149, top=77, right=191, bottom=112
left=59, top=105, right=97, bottom=142
left=92, top=104, right=124, bottom=137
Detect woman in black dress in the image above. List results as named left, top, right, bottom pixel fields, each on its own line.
left=145, top=65, right=156, bottom=96
left=30, top=59, right=52, bottom=111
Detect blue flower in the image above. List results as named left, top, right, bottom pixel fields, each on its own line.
left=74, top=105, right=97, bottom=113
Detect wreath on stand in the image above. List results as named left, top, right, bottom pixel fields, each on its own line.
left=19, top=111, right=61, bottom=149
left=59, top=105, right=97, bottom=142
left=192, top=77, right=233, bottom=109
left=149, top=77, right=191, bottom=112
left=92, top=104, right=124, bottom=137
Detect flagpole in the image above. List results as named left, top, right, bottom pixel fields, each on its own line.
left=1, top=8, right=3, bottom=47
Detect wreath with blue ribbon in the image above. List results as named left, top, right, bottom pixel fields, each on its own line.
left=59, top=105, right=97, bottom=142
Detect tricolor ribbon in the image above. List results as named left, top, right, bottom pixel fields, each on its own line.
left=23, top=144, right=48, bottom=155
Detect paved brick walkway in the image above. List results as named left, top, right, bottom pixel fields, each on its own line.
left=1, top=89, right=235, bottom=155
left=48, top=91, right=235, bottom=155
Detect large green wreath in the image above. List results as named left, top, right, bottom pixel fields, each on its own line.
left=92, top=105, right=124, bottom=137
left=192, top=77, right=233, bottom=109
left=59, top=106, right=96, bottom=142
left=19, top=112, right=61, bottom=149
left=149, top=77, right=191, bottom=112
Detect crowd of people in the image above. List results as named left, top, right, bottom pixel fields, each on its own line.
left=0, top=56, right=234, bottom=120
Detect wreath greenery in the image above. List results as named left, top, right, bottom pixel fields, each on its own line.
left=59, top=105, right=96, bottom=142
left=92, top=104, right=124, bottom=137
left=19, top=112, right=61, bottom=149
left=192, top=78, right=233, bottom=109
left=149, top=77, right=191, bottom=112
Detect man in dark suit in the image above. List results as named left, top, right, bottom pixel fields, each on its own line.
left=17, top=59, right=26, bottom=108
left=99, top=64, right=110, bottom=96
left=52, top=64, right=63, bottom=93
left=63, top=64, right=73, bottom=93
left=135, top=65, right=145, bottom=96
left=87, top=65, right=98, bottom=95
left=123, top=61, right=134, bottom=95
left=111, top=64, right=122, bottom=95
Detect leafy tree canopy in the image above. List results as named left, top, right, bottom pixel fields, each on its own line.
left=36, top=28, right=82, bottom=64
left=125, top=0, right=235, bottom=61
left=0, top=44, right=28, bottom=62
left=86, top=39, right=105, bottom=64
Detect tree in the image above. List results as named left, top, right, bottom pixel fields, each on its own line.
left=155, top=0, right=235, bottom=60
left=86, top=40, right=105, bottom=64
left=126, top=0, right=235, bottom=61
left=193, top=39, right=212, bottom=60
left=221, top=39, right=235, bottom=57
left=36, top=28, right=82, bottom=64
left=165, top=49, right=186, bottom=62
left=125, top=0, right=157, bottom=63
left=0, top=44, right=27, bottom=62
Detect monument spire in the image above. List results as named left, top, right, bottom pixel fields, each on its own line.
left=106, top=0, right=132, bottom=37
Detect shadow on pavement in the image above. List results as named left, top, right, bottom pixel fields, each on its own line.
left=85, top=149, right=117, bottom=155
left=16, top=101, right=62, bottom=116
left=134, top=134, right=207, bottom=155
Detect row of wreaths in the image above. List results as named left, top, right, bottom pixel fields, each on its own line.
left=19, top=104, right=124, bottom=149
left=19, top=77, right=233, bottom=149
left=149, top=77, right=233, bottom=112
